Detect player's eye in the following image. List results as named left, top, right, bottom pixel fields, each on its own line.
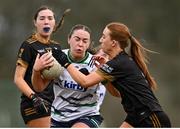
left=39, top=16, right=45, bottom=20
left=48, top=16, right=54, bottom=20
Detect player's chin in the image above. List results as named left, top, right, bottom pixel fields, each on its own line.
left=41, top=29, right=53, bottom=36
left=74, top=52, right=84, bottom=58
left=41, top=32, right=51, bottom=37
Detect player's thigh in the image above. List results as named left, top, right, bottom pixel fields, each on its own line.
left=27, top=116, right=51, bottom=127
left=71, top=122, right=90, bottom=128
left=120, top=121, right=133, bottom=128
left=20, top=99, right=51, bottom=126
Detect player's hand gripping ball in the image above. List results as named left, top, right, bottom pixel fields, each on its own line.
left=41, top=52, right=64, bottom=80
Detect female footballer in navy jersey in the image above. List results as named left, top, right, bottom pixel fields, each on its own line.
left=14, top=6, right=61, bottom=127
left=52, top=22, right=171, bottom=127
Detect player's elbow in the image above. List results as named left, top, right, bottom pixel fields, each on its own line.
left=110, top=92, right=121, bottom=98
left=14, top=74, right=20, bottom=86
left=13, top=76, right=17, bottom=85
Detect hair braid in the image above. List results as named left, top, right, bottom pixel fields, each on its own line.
left=53, top=8, right=71, bottom=33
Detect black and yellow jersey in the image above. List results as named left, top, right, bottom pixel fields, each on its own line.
left=96, top=51, right=162, bottom=119
left=16, top=34, right=61, bottom=103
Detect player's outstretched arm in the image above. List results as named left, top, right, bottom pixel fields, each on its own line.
left=53, top=48, right=104, bottom=88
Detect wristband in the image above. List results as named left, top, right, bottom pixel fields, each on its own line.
left=29, top=93, right=35, bottom=99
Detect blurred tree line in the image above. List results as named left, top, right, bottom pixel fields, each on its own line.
left=0, top=0, right=179, bottom=127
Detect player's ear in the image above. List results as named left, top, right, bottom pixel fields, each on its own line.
left=67, top=37, right=71, bottom=45
left=112, top=40, right=118, bottom=47
left=33, top=20, right=37, bottom=27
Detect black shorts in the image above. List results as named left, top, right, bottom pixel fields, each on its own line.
left=125, top=111, right=171, bottom=127
left=51, top=115, right=103, bottom=128
left=20, top=98, right=51, bottom=124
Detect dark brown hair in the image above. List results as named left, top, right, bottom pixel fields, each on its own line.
left=68, top=24, right=91, bottom=39
left=33, top=5, right=55, bottom=21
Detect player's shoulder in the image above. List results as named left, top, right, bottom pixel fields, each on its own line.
left=25, top=34, right=61, bottom=45
left=25, top=34, right=38, bottom=44
left=50, top=39, right=60, bottom=44
left=87, top=51, right=93, bottom=57
left=86, top=52, right=93, bottom=62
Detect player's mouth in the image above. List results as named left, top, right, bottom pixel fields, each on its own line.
left=43, top=27, right=51, bottom=33
left=76, top=49, right=83, bottom=53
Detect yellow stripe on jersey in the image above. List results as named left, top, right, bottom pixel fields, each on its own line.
left=96, top=69, right=114, bottom=82
left=16, top=59, right=28, bottom=68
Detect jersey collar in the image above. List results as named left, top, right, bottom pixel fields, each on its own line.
left=67, top=50, right=89, bottom=63
left=34, top=33, right=50, bottom=44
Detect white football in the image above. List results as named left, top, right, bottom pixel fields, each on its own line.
left=41, top=58, right=64, bottom=80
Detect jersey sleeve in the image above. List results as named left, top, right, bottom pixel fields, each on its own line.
left=96, top=58, right=121, bottom=82
left=16, top=41, right=33, bottom=68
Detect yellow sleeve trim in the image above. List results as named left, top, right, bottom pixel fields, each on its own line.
left=16, top=59, right=28, bottom=69
left=96, top=69, right=114, bottom=81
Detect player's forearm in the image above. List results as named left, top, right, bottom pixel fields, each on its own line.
left=32, top=70, right=47, bottom=92
left=14, top=66, right=35, bottom=98
left=67, top=64, right=102, bottom=88
left=14, top=76, right=35, bottom=98
left=66, top=64, right=88, bottom=87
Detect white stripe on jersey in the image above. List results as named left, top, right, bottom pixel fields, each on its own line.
left=51, top=49, right=106, bottom=122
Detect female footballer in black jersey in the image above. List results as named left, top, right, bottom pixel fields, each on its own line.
left=14, top=6, right=61, bottom=127
left=52, top=22, right=171, bottom=127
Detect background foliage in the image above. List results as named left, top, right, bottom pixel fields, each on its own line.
left=0, top=0, right=179, bottom=127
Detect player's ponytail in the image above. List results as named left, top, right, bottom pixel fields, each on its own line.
left=129, top=36, right=157, bottom=90
left=53, top=8, right=71, bottom=33
left=107, top=22, right=157, bottom=90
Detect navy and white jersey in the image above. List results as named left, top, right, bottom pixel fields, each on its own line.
left=51, top=49, right=106, bottom=122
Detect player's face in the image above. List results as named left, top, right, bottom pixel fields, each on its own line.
left=99, top=27, right=113, bottom=54
left=34, top=9, right=55, bottom=37
left=96, top=49, right=108, bottom=59
left=68, top=29, right=90, bottom=60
